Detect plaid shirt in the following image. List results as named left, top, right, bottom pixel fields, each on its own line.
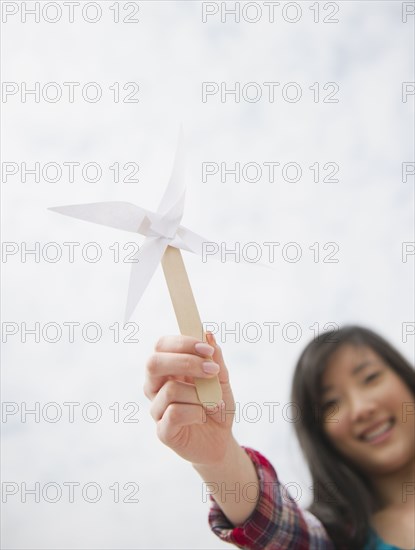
left=208, top=447, right=406, bottom=550
left=208, top=446, right=335, bottom=549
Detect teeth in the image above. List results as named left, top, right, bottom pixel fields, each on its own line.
left=363, top=420, right=393, bottom=441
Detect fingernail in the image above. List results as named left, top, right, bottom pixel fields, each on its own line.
left=205, top=402, right=219, bottom=410
left=204, top=399, right=225, bottom=411
left=206, top=332, right=217, bottom=344
left=195, top=343, right=214, bottom=357
left=202, top=361, right=220, bottom=374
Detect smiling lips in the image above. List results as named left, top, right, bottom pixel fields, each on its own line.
left=358, top=418, right=395, bottom=443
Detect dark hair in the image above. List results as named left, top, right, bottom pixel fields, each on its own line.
left=290, top=325, right=415, bottom=550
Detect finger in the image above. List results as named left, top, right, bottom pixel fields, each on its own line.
left=156, top=333, right=231, bottom=384
left=156, top=403, right=205, bottom=446
left=155, top=335, right=214, bottom=357
left=150, top=379, right=200, bottom=421
left=144, top=351, right=220, bottom=399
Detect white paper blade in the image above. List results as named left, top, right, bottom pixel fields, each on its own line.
left=48, top=202, right=160, bottom=236
left=124, top=236, right=170, bottom=321
left=157, top=127, right=186, bottom=218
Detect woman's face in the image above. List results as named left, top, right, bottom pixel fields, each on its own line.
left=320, top=344, right=415, bottom=475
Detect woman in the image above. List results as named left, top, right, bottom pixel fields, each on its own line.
left=144, top=326, right=414, bottom=549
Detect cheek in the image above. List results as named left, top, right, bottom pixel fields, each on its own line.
left=323, top=414, right=350, bottom=444
left=381, top=380, right=415, bottom=427
left=398, top=400, right=415, bottom=443
left=392, top=389, right=414, bottom=422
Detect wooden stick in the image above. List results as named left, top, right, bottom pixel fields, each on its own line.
left=161, top=245, right=222, bottom=405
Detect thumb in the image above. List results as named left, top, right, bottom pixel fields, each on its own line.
left=205, top=332, right=230, bottom=385
left=204, top=332, right=235, bottom=421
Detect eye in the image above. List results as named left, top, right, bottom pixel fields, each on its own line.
left=364, top=372, right=380, bottom=383
left=322, top=399, right=338, bottom=411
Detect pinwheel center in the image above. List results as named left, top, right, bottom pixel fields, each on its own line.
left=150, top=217, right=179, bottom=240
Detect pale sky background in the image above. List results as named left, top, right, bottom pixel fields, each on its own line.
left=1, top=1, right=414, bottom=548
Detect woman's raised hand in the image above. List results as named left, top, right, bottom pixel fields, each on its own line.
left=143, top=332, right=235, bottom=466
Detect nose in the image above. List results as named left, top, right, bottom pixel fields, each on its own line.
left=348, top=391, right=376, bottom=423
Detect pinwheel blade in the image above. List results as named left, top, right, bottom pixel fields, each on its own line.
left=175, top=227, right=273, bottom=269
left=157, top=127, right=186, bottom=219
left=124, top=236, right=170, bottom=321
left=48, top=202, right=160, bottom=237
left=175, top=226, right=218, bottom=258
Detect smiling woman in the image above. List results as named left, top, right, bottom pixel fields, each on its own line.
left=290, top=327, right=415, bottom=549
left=144, top=325, right=414, bottom=550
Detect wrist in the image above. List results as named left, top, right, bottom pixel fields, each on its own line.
left=192, top=437, right=260, bottom=526
left=191, top=435, right=240, bottom=473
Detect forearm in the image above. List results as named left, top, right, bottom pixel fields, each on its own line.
left=192, top=437, right=260, bottom=527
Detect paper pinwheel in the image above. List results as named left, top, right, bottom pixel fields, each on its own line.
left=49, top=131, right=223, bottom=405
